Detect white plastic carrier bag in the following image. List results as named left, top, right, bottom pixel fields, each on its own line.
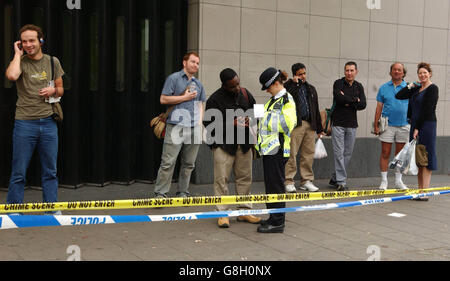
left=314, top=138, right=327, bottom=159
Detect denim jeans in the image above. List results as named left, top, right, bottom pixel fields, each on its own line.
left=7, top=117, right=58, bottom=204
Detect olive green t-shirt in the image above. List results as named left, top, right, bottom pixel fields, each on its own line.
left=15, top=54, right=64, bottom=120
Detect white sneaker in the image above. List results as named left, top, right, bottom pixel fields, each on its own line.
left=300, top=181, right=319, bottom=192
left=395, top=181, right=408, bottom=190
left=285, top=184, right=297, bottom=193
left=379, top=181, right=388, bottom=190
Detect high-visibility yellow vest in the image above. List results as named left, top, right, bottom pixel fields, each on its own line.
left=255, top=91, right=297, bottom=157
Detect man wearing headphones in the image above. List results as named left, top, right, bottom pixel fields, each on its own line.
left=5, top=24, right=64, bottom=213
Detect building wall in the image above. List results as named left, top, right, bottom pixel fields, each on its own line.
left=187, top=0, right=450, bottom=183
left=188, top=0, right=450, bottom=138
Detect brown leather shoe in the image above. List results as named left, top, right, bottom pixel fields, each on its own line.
left=237, top=215, right=262, bottom=224
left=218, top=217, right=230, bottom=228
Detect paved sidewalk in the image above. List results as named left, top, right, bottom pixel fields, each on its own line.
left=1, top=175, right=450, bottom=261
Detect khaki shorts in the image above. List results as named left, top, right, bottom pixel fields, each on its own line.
left=379, top=124, right=410, bottom=143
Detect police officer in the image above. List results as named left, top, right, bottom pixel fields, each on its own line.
left=255, top=67, right=297, bottom=233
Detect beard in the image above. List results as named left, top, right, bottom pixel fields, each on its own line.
left=25, top=45, right=41, bottom=56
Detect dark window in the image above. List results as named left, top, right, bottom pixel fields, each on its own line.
left=62, top=11, right=72, bottom=90
left=164, top=20, right=174, bottom=77
left=140, top=18, right=150, bottom=92
left=4, top=5, right=13, bottom=88
left=90, top=14, right=99, bottom=91
left=31, top=7, right=44, bottom=28
left=116, top=16, right=125, bottom=92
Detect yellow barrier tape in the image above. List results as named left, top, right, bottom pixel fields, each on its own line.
left=1, top=187, right=449, bottom=214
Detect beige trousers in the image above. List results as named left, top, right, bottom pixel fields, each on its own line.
left=284, top=121, right=316, bottom=186
left=213, top=146, right=253, bottom=211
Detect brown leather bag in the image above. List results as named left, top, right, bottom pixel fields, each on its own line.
left=320, top=100, right=335, bottom=137
left=415, top=144, right=428, bottom=167
left=151, top=86, right=190, bottom=139
left=150, top=106, right=174, bottom=139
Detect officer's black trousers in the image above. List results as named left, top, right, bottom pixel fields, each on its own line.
left=262, top=150, right=288, bottom=226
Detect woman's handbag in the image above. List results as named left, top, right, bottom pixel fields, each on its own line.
left=415, top=144, right=428, bottom=167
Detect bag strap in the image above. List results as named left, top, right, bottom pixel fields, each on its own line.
left=241, top=87, right=249, bottom=104
left=50, top=56, right=55, bottom=80
left=330, top=100, right=336, bottom=112
left=162, top=105, right=175, bottom=120
left=241, top=88, right=258, bottom=141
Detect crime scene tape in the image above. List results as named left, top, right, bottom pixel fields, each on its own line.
left=1, top=186, right=450, bottom=214
left=0, top=189, right=449, bottom=230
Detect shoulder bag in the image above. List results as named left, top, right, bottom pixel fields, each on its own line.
left=50, top=56, right=63, bottom=122
left=415, top=142, right=428, bottom=167
left=320, top=101, right=335, bottom=136
left=150, top=106, right=175, bottom=139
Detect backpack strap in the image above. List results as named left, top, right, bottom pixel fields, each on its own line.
left=241, top=87, right=250, bottom=104
left=50, top=56, right=55, bottom=80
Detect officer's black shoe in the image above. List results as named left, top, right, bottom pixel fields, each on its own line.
left=336, top=184, right=348, bottom=191
left=259, top=218, right=272, bottom=226
left=257, top=223, right=285, bottom=233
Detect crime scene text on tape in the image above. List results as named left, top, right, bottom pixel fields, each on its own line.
left=0, top=190, right=449, bottom=230
left=1, top=187, right=449, bottom=214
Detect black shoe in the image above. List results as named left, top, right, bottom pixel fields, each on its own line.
left=257, top=224, right=285, bottom=234
left=329, top=179, right=338, bottom=187
left=336, top=184, right=348, bottom=191
left=410, top=197, right=429, bottom=202
left=259, top=218, right=272, bottom=226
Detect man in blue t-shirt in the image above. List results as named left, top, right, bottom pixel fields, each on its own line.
left=373, top=62, right=409, bottom=190
left=154, top=52, right=206, bottom=198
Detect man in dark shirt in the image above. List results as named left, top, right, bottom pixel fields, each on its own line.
left=203, top=68, right=261, bottom=228
left=283, top=63, right=324, bottom=193
left=329, top=62, right=366, bottom=191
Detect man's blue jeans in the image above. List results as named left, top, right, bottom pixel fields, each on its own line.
left=7, top=117, right=59, bottom=204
